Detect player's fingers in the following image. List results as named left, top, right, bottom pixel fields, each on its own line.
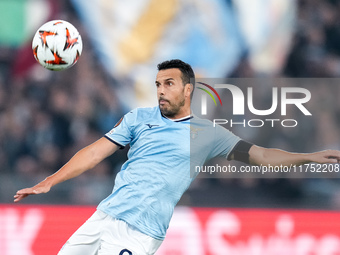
left=325, top=153, right=340, bottom=162
left=18, top=186, right=50, bottom=196
left=326, top=157, right=338, bottom=163
left=16, top=188, right=36, bottom=195
left=326, top=150, right=340, bottom=159
left=13, top=194, right=29, bottom=203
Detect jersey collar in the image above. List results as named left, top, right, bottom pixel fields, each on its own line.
left=161, top=112, right=193, bottom=122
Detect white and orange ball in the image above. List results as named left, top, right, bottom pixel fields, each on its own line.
left=32, top=20, right=83, bottom=71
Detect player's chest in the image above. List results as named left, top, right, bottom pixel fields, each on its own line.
left=132, top=122, right=190, bottom=150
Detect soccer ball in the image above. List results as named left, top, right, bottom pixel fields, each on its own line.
left=32, top=20, right=83, bottom=71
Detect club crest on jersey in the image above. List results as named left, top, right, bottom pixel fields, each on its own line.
left=190, top=126, right=202, bottom=139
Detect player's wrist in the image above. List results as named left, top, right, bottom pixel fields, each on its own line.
left=303, top=152, right=319, bottom=164
left=42, top=176, right=55, bottom=189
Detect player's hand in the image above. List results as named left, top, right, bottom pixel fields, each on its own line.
left=310, top=150, right=340, bottom=164
left=14, top=182, right=51, bottom=203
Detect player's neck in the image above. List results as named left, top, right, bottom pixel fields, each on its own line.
left=166, top=107, right=191, bottom=120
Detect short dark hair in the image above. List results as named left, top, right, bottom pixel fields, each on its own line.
left=157, top=59, right=195, bottom=90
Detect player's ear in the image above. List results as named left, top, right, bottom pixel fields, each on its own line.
left=190, top=83, right=194, bottom=94
left=184, top=83, right=192, bottom=98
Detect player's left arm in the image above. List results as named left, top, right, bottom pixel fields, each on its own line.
left=248, top=145, right=340, bottom=166
left=229, top=141, right=340, bottom=166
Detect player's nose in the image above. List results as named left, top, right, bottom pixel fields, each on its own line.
left=157, top=84, right=165, bottom=95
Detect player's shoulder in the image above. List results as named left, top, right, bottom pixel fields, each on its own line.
left=191, top=115, right=236, bottom=135
left=191, top=114, right=214, bottom=127
left=131, top=106, right=160, bottom=117
left=126, top=106, right=161, bottom=122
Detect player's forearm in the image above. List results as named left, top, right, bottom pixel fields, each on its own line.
left=249, top=147, right=310, bottom=166
left=43, top=145, right=101, bottom=188
left=247, top=145, right=340, bottom=167
left=14, top=137, right=118, bottom=203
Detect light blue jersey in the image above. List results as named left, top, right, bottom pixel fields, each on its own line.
left=97, top=106, right=240, bottom=240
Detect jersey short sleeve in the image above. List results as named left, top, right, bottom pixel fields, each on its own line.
left=208, top=124, right=241, bottom=159
left=105, top=110, right=136, bottom=148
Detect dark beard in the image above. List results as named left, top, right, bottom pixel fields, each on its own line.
left=159, top=98, right=185, bottom=118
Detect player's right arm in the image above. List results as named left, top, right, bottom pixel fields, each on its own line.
left=14, top=137, right=119, bottom=202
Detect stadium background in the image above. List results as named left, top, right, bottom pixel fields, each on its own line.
left=1, top=0, right=340, bottom=254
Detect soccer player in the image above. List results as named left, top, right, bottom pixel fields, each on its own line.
left=14, top=59, right=340, bottom=255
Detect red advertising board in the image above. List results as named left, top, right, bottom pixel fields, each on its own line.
left=1, top=205, right=340, bottom=254
left=0, top=205, right=94, bottom=255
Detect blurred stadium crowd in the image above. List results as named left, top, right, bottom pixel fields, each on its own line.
left=1, top=0, right=340, bottom=209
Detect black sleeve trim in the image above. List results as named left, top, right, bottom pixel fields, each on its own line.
left=104, top=135, right=125, bottom=149
left=228, top=140, right=253, bottom=164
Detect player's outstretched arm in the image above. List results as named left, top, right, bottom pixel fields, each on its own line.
left=14, top=137, right=119, bottom=203
left=248, top=145, right=340, bottom=166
